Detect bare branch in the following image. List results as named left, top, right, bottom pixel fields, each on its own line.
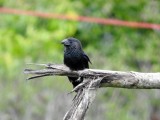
left=63, top=77, right=103, bottom=120
left=24, top=64, right=160, bottom=89
left=24, top=63, right=160, bottom=120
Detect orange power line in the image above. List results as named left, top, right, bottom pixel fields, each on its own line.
left=1, top=7, right=160, bottom=30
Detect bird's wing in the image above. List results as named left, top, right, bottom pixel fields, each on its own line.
left=83, top=52, right=92, bottom=64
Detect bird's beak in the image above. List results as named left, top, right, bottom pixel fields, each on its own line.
left=61, top=39, right=70, bottom=46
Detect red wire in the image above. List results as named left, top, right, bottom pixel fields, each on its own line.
left=1, top=7, right=160, bottom=30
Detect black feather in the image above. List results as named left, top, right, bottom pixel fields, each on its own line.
left=61, top=37, right=91, bottom=87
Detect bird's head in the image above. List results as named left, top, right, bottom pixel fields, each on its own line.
left=61, top=37, right=82, bottom=50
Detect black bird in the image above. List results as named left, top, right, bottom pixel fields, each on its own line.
left=61, top=37, right=91, bottom=88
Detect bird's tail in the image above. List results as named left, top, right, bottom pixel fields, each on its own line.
left=68, top=77, right=81, bottom=88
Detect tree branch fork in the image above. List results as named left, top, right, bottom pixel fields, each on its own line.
left=24, top=63, right=160, bottom=89
left=24, top=63, right=160, bottom=120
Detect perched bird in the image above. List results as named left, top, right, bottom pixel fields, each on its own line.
left=61, top=37, right=91, bottom=88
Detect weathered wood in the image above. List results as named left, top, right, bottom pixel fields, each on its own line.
left=24, top=64, right=160, bottom=89
left=24, top=63, right=160, bottom=120
left=63, top=77, right=102, bottom=120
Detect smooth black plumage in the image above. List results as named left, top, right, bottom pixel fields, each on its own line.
left=61, top=37, right=91, bottom=87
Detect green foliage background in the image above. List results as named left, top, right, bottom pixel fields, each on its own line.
left=0, top=0, right=160, bottom=120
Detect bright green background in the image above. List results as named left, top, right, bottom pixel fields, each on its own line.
left=0, top=0, right=160, bottom=120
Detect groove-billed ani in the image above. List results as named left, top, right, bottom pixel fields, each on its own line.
left=61, top=37, right=91, bottom=88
